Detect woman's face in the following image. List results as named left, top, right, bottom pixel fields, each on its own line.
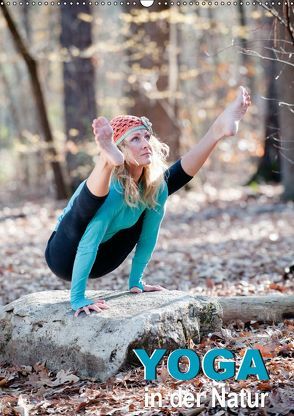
left=123, top=129, right=153, bottom=166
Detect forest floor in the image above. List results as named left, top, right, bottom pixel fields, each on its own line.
left=0, top=182, right=293, bottom=415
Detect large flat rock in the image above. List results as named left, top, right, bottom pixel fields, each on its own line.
left=0, top=290, right=222, bottom=381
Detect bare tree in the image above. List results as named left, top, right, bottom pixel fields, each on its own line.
left=247, top=14, right=281, bottom=185
left=60, top=4, right=97, bottom=190
left=122, top=5, right=181, bottom=160
left=1, top=4, right=68, bottom=200
left=237, top=2, right=255, bottom=93
left=273, top=2, right=294, bottom=200
left=242, top=3, right=293, bottom=195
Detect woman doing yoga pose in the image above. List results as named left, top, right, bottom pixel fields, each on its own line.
left=45, top=86, right=251, bottom=317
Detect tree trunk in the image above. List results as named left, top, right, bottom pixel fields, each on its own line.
left=21, top=4, right=47, bottom=190
left=60, top=4, right=97, bottom=191
left=247, top=52, right=281, bottom=184
left=0, top=66, right=30, bottom=186
left=122, top=5, right=181, bottom=160
left=1, top=4, right=69, bottom=200
left=218, top=295, right=294, bottom=323
left=274, top=2, right=294, bottom=200
left=237, top=3, right=255, bottom=94
left=247, top=15, right=281, bottom=185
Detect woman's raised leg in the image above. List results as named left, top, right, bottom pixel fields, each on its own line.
left=87, top=116, right=124, bottom=196
left=180, top=86, right=251, bottom=177
left=45, top=117, right=124, bottom=279
left=165, top=87, right=251, bottom=196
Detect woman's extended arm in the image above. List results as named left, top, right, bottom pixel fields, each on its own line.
left=70, top=189, right=122, bottom=312
left=128, top=184, right=168, bottom=291
left=70, top=216, right=111, bottom=311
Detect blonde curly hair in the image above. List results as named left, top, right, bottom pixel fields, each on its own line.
left=113, top=135, right=169, bottom=209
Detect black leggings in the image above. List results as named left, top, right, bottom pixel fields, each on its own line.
left=45, top=159, right=193, bottom=281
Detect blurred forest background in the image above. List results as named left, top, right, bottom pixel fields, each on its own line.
left=0, top=2, right=293, bottom=203
left=0, top=4, right=293, bottom=415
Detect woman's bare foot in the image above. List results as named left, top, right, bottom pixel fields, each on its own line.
left=92, top=117, right=124, bottom=166
left=211, top=86, right=251, bottom=140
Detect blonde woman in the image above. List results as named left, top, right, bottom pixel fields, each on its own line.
left=45, top=86, right=251, bottom=317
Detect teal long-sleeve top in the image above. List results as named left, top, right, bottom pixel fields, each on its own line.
left=56, top=179, right=168, bottom=311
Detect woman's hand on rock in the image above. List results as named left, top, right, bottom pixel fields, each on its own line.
left=74, top=299, right=109, bottom=317
left=129, top=284, right=166, bottom=294
left=143, top=284, right=166, bottom=292
left=129, top=286, right=143, bottom=294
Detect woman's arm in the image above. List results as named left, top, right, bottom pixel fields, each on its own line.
left=70, top=217, right=110, bottom=311
left=128, top=184, right=168, bottom=290
left=70, top=189, right=122, bottom=311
